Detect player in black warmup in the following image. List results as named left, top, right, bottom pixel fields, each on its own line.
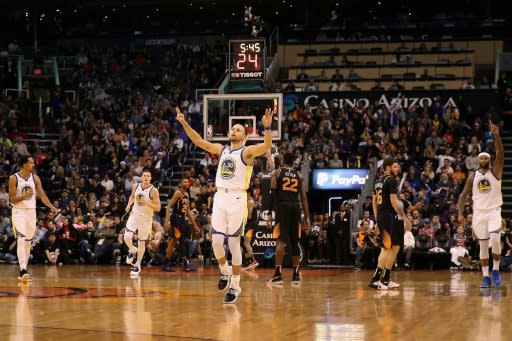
left=161, top=178, right=200, bottom=272
left=267, top=152, right=310, bottom=285
left=368, top=158, right=411, bottom=290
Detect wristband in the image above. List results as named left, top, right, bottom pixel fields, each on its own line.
left=263, top=126, right=271, bottom=132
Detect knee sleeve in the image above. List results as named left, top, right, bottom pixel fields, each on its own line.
left=228, top=236, right=242, bottom=266
left=212, top=233, right=226, bottom=259
left=490, top=232, right=501, bottom=255
left=479, top=239, right=490, bottom=260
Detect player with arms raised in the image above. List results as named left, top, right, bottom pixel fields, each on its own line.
left=176, top=106, right=273, bottom=303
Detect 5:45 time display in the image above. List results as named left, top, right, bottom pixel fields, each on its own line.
left=229, top=39, right=265, bottom=80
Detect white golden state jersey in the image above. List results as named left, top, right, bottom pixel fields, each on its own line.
left=472, top=169, right=502, bottom=210
left=132, top=183, right=154, bottom=217
left=215, top=146, right=253, bottom=190
left=12, top=173, right=37, bottom=209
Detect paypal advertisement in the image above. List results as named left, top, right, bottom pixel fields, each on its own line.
left=312, top=169, right=369, bottom=190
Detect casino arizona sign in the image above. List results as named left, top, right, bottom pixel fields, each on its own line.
left=300, top=93, right=459, bottom=111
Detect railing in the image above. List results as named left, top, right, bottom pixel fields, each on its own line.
left=3, top=88, right=28, bottom=97
left=51, top=56, right=77, bottom=70
left=195, top=88, right=221, bottom=101
left=268, top=26, right=279, bottom=58
left=64, top=90, right=76, bottom=101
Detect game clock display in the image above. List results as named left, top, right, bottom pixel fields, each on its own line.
left=229, top=39, right=265, bottom=80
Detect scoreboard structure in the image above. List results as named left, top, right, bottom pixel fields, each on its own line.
left=228, top=39, right=265, bottom=81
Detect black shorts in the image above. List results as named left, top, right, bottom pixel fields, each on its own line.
left=170, top=214, right=190, bottom=239
left=275, top=202, right=300, bottom=242
left=377, top=211, right=401, bottom=249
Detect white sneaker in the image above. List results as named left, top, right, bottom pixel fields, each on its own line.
left=126, top=250, right=137, bottom=265
left=386, top=280, right=400, bottom=289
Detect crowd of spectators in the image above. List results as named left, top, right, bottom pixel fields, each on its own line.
left=0, top=37, right=511, bottom=270
left=0, top=41, right=225, bottom=266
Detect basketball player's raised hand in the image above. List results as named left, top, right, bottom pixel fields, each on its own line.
left=261, top=107, right=273, bottom=128
left=176, top=107, right=186, bottom=124
left=489, top=121, right=500, bottom=136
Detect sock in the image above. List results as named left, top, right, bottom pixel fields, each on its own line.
left=482, top=265, right=489, bottom=277
left=17, top=239, right=27, bottom=271
left=293, top=265, right=300, bottom=275
left=371, top=267, right=383, bottom=282
left=382, top=269, right=391, bottom=285
left=24, top=240, right=31, bottom=266
left=492, top=259, right=500, bottom=271
left=274, top=265, right=282, bottom=276
left=231, top=274, right=240, bottom=288
left=219, top=261, right=229, bottom=275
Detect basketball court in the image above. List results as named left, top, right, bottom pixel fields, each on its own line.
left=0, top=264, right=509, bottom=340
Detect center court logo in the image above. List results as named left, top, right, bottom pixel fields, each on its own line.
left=220, top=157, right=236, bottom=180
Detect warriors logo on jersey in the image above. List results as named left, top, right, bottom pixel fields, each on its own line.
left=136, top=194, right=144, bottom=205
left=21, top=186, right=34, bottom=195
left=220, top=157, right=236, bottom=180
left=478, top=179, right=491, bottom=193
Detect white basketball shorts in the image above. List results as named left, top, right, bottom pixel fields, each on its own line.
left=211, top=189, right=248, bottom=236
left=472, top=207, right=501, bottom=240
left=126, top=213, right=152, bottom=240
left=12, top=207, right=37, bottom=240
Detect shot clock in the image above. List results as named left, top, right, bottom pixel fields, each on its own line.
left=229, top=39, right=265, bottom=80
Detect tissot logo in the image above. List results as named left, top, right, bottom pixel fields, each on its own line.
left=312, top=169, right=369, bottom=190
left=231, top=72, right=263, bottom=78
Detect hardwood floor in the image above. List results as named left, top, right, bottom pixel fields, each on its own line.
left=0, top=264, right=509, bottom=340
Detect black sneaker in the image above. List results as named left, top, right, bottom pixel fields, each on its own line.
left=291, top=272, right=301, bottom=286
left=268, top=275, right=283, bottom=286
left=17, top=269, right=31, bottom=283
left=218, top=273, right=231, bottom=291
left=160, top=265, right=176, bottom=272
left=182, top=259, right=197, bottom=272
left=223, top=286, right=241, bottom=304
